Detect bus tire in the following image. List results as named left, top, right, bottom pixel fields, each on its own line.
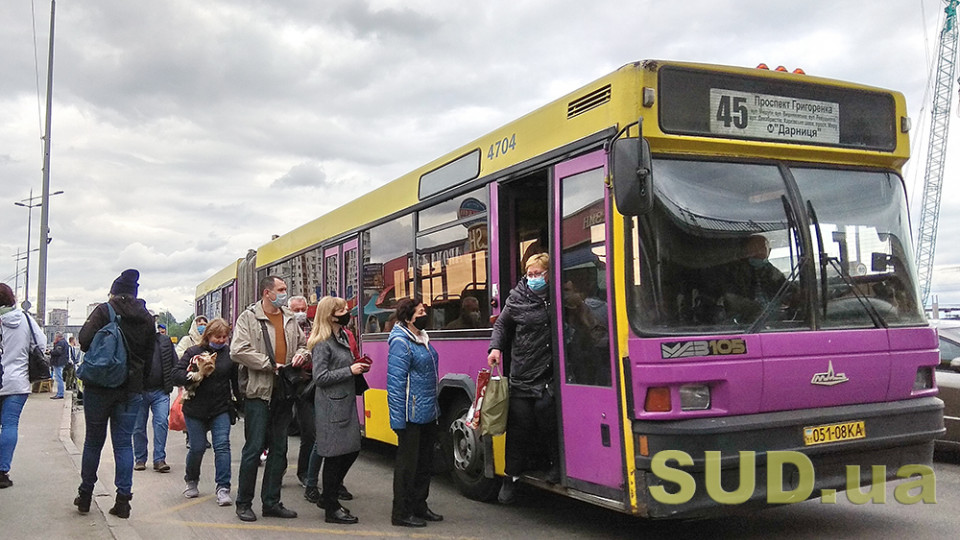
left=447, top=397, right=499, bottom=502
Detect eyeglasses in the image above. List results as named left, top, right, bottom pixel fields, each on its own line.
left=526, top=271, right=547, bottom=278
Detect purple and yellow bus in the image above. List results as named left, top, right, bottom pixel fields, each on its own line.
left=197, top=60, right=944, bottom=518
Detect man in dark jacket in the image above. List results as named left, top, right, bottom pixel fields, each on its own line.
left=133, top=327, right=176, bottom=473
left=74, top=269, right=155, bottom=520
left=49, top=331, right=69, bottom=399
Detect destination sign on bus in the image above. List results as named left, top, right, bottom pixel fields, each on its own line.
left=658, top=66, right=897, bottom=151
left=709, top=89, right=840, bottom=145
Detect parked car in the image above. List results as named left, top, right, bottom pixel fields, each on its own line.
left=933, top=321, right=960, bottom=458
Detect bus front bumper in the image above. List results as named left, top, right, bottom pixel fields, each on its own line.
left=631, top=397, right=944, bottom=519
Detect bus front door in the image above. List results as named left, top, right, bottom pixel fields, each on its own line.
left=553, top=150, right=623, bottom=497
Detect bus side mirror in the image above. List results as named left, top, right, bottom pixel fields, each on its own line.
left=612, top=137, right=653, bottom=215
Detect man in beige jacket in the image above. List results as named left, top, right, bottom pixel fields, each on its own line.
left=231, top=275, right=308, bottom=522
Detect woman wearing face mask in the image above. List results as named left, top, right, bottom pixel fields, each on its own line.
left=172, top=318, right=238, bottom=506
left=386, top=298, right=442, bottom=528
left=487, top=252, right=559, bottom=504
left=175, top=315, right=208, bottom=358
left=307, top=296, right=369, bottom=524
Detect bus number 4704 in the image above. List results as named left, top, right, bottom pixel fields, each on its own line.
left=716, top=95, right=748, bottom=129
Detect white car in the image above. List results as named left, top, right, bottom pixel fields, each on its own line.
left=933, top=321, right=960, bottom=457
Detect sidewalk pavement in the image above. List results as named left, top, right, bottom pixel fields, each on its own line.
left=0, top=389, right=112, bottom=539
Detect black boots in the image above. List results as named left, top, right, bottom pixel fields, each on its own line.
left=108, top=493, right=132, bottom=519
left=74, top=489, right=92, bottom=514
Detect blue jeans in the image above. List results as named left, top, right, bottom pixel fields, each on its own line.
left=184, top=413, right=232, bottom=489
left=134, top=389, right=170, bottom=463
left=80, top=389, right=142, bottom=496
left=53, top=366, right=65, bottom=397
left=0, top=394, right=29, bottom=472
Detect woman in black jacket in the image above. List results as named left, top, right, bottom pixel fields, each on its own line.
left=172, top=318, right=238, bottom=507
left=487, top=253, right=558, bottom=504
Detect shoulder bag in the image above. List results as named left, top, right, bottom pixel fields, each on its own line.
left=259, top=319, right=309, bottom=401
left=26, top=316, right=50, bottom=383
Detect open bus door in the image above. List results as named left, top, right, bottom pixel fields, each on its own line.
left=553, top=150, right=624, bottom=498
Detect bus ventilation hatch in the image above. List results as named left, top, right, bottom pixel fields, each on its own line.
left=567, top=84, right=611, bottom=119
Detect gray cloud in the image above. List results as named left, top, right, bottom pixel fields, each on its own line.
left=1, top=0, right=958, bottom=321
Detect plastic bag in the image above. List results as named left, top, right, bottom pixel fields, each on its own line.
left=480, top=364, right=509, bottom=436
left=465, top=368, right=490, bottom=430
left=169, top=389, right=186, bottom=432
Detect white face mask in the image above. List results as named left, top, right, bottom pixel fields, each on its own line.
left=293, top=311, right=307, bottom=323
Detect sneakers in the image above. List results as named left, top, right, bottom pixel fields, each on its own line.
left=183, top=481, right=199, bottom=498
left=498, top=476, right=517, bottom=504
left=304, top=486, right=320, bottom=504
left=153, top=460, right=171, bottom=473
left=0, top=472, right=11, bottom=489
left=133, top=462, right=146, bottom=471
left=217, top=487, right=233, bottom=506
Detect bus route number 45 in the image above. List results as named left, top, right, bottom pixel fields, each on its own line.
left=716, top=95, right=748, bottom=129
left=488, top=134, right=517, bottom=160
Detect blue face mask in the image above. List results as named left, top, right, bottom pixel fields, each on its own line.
left=271, top=291, right=288, bottom=308
left=748, top=257, right=765, bottom=268
left=197, top=324, right=206, bottom=334
left=527, top=276, right=548, bottom=291
left=209, top=341, right=227, bottom=350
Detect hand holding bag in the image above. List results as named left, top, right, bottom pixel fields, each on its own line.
left=480, top=363, right=509, bottom=436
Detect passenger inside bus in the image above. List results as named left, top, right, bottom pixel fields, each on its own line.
left=443, top=296, right=483, bottom=330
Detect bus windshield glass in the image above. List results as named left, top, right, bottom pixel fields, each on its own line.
left=627, top=159, right=924, bottom=335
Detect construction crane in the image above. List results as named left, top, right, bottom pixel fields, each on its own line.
left=915, top=0, right=959, bottom=307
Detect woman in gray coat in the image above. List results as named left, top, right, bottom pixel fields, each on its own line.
left=308, top=296, right=370, bottom=525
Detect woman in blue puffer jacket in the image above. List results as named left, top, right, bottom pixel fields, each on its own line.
left=386, top=298, right=442, bottom=528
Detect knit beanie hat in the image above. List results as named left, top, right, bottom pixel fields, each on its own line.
left=110, top=269, right=140, bottom=297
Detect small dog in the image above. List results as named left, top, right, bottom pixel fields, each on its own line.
left=183, top=351, right=217, bottom=400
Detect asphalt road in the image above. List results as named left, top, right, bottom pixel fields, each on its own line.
left=58, top=394, right=959, bottom=540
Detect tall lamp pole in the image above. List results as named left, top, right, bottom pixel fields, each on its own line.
left=15, top=189, right=63, bottom=315
left=37, top=0, right=57, bottom=325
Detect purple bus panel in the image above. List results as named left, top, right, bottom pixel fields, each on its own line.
left=627, top=327, right=939, bottom=420
left=360, top=336, right=491, bottom=394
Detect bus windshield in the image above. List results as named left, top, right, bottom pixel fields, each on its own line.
left=628, top=159, right=924, bottom=335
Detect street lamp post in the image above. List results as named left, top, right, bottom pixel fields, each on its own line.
left=14, top=188, right=63, bottom=315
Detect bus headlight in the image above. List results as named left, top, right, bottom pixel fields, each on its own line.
left=912, top=367, right=933, bottom=391
left=679, top=384, right=711, bottom=411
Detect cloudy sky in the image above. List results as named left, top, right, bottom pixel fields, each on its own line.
left=2, top=0, right=960, bottom=324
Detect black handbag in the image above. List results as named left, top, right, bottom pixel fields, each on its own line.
left=26, top=316, right=50, bottom=383
left=259, top=320, right=308, bottom=400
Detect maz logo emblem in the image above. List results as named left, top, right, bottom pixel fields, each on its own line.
left=810, top=361, right=849, bottom=386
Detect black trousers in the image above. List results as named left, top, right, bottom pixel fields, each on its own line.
left=319, top=451, right=359, bottom=510
left=504, top=392, right=558, bottom=477
left=295, top=393, right=315, bottom=482
left=392, top=421, right=436, bottom=519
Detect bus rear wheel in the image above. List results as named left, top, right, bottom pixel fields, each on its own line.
left=447, top=398, right=499, bottom=501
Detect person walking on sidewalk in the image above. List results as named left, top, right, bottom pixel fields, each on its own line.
left=75, top=269, right=155, bottom=519
left=173, top=318, right=238, bottom=506
left=0, top=283, right=47, bottom=489
left=49, top=332, right=69, bottom=399
left=231, top=275, right=308, bottom=522
left=134, top=324, right=177, bottom=473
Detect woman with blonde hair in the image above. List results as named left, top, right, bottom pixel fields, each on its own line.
left=488, top=252, right=559, bottom=504
left=308, top=296, right=369, bottom=524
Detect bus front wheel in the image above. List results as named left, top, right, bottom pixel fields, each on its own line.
left=447, top=398, right=499, bottom=501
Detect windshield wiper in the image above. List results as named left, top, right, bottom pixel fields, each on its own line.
left=806, top=201, right=887, bottom=329
left=747, top=196, right=804, bottom=333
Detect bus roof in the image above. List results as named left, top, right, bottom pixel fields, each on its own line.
left=195, top=259, right=241, bottom=299
left=253, top=60, right=908, bottom=269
